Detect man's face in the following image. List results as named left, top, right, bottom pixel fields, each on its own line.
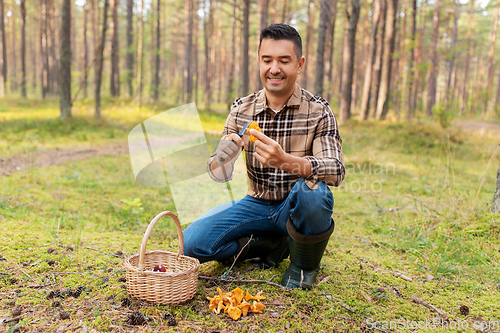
left=259, top=39, right=305, bottom=99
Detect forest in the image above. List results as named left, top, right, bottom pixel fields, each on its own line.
left=0, top=0, right=499, bottom=123
left=1, top=0, right=500, bottom=332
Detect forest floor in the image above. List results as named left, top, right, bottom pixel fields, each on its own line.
left=1, top=98, right=500, bottom=332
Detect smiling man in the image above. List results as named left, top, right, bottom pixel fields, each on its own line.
left=183, top=23, right=345, bottom=289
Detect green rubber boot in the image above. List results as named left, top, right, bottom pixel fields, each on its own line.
left=222, top=235, right=289, bottom=269
left=281, top=219, right=334, bottom=290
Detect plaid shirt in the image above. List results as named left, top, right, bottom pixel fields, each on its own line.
left=208, top=83, right=345, bottom=201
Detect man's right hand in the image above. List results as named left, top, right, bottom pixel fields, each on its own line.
left=213, top=133, right=244, bottom=168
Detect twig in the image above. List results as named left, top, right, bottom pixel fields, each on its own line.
left=20, top=240, right=55, bottom=248
left=28, top=283, right=53, bottom=289
left=0, top=272, right=10, bottom=276
left=228, top=235, right=253, bottom=272
left=83, top=246, right=123, bottom=258
left=410, top=295, right=448, bottom=320
left=51, top=272, right=84, bottom=275
left=198, top=274, right=285, bottom=289
left=2, top=314, right=25, bottom=323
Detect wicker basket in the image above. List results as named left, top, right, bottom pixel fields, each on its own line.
left=123, top=211, right=200, bottom=305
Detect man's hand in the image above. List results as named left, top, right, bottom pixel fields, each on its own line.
left=249, top=129, right=286, bottom=168
left=249, top=129, right=312, bottom=178
left=213, top=133, right=244, bottom=167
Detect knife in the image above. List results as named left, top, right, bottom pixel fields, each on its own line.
left=219, top=120, right=253, bottom=162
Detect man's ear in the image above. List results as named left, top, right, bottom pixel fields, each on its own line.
left=297, top=56, right=306, bottom=74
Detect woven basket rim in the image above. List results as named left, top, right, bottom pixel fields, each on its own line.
left=124, top=249, right=199, bottom=277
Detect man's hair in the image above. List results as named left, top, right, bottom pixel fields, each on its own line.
left=258, top=23, right=302, bottom=60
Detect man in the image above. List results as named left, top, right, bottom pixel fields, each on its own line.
left=184, top=23, right=345, bottom=289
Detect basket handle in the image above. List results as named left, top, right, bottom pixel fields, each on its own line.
left=138, top=211, right=184, bottom=271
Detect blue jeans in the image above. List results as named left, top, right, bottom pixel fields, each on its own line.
left=183, top=179, right=334, bottom=263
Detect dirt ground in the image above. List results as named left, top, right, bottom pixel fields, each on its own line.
left=0, top=143, right=129, bottom=177
left=2, top=120, right=499, bottom=178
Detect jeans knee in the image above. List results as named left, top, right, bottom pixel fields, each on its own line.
left=292, top=179, right=333, bottom=214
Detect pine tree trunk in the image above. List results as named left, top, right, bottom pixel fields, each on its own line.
left=339, top=0, right=361, bottom=123
left=359, top=0, right=381, bottom=120
left=493, top=164, right=500, bottom=213
left=375, top=0, right=398, bottom=120
left=136, top=0, right=144, bottom=106
left=406, top=0, right=417, bottom=119
left=126, top=0, right=133, bottom=97
left=370, top=0, right=386, bottom=118
left=326, top=0, right=338, bottom=102
left=83, top=0, right=88, bottom=99
left=110, top=0, right=120, bottom=97
left=426, top=0, right=440, bottom=117
left=183, top=0, right=193, bottom=102
left=95, top=0, right=109, bottom=119
left=42, top=0, right=49, bottom=98
left=59, top=0, right=71, bottom=119
left=241, top=0, right=250, bottom=96
left=461, top=1, right=474, bottom=115
left=281, top=0, right=288, bottom=23
left=314, top=0, right=331, bottom=96
left=487, top=3, right=499, bottom=114
left=255, top=0, right=268, bottom=92
left=20, top=0, right=26, bottom=97
left=193, top=0, right=198, bottom=105
left=226, top=0, right=237, bottom=108
left=0, top=0, right=6, bottom=96
left=301, top=0, right=314, bottom=90
left=11, top=3, right=18, bottom=92
left=153, top=0, right=160, bottom=101
left=48, top=0, right=59, bottom=95
left=204, top=0, right=213, bottom=111
left=445, top=1, right=459, bottom=108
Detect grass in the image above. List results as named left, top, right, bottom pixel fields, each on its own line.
left=1, top=98, right=500, bottom=332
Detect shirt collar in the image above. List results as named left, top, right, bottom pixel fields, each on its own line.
left=255, top=83, right=302, bottom=115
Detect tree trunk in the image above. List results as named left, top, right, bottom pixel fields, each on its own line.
left=20, top=0, right=26, bottom=97
left=339, top=0, right=361, bottom=123
left=487, top=2, right=499, bottom=114
left=204, top=0, right=213, bottom=111
left=359, top=0, right=381, bottom=120
left=11, top=2, right=18, bottom=92
left=375, top=0, right=398, bottom=120
left=48, top=0, right=58, bottom=95
left=59, top=0, right=71, bottom=119
left=136, top=0, right=144, bottom=106
left=153, top=0, right=160, bottom=101
left=493, top=164, right=500, bottom=213
left=406, top=0, right=417, bottom=119
left=184, top=0, right=193, bottom=102
left=255, top=0, right=268, bottom=92
left=42, top=0, right=49, bottom=98
left=370, top=0, right=386, bottom=118
left=314, top=0, right=331, bottom=96
left=301, top=0, right=314, bottom=90
left=241, top=0, right=249, bottom=97
left=461, top=1, right=474, bottom=115
left=326, top=0, right=338, bottom=102
left=126, top=0, right=133, bottom=97
left=227, top=0, right=237, bottom=107
left=83, top=0, right=88, bottom=98
left=495, top=66, right=500, bottom=113
left=95, top=0, right=109, bottom=119
left=445, top=1, right=459, bottom=108
left=0, top=0, right=6, bottom=96
left=110, top=0, right=120, bottom=97
left=193, top=0, right=199, bottom=105
left=426, top=0, right=440, bottom=117
left=282, top=0, right=288, bottom=23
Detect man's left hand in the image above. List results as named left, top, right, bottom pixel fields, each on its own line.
left=249, top=129, right=287, bottom=169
